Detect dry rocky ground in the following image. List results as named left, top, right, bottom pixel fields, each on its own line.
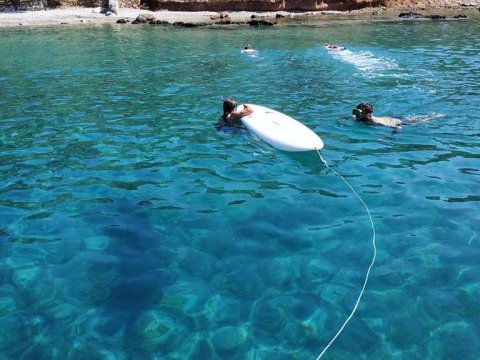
left=385, top=0, right=479, bottom=9
left=0, top=0, right=478, bottom=27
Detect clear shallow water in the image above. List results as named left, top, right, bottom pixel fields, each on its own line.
left=0, top=19, right=479, bottom=359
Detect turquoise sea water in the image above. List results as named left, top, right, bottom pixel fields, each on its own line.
left=0, top=18, right=479, bottom=359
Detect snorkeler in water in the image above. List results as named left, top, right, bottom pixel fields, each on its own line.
left=214, top=98, right=254, bottom=131
left=221, top=98, right=253, bottom=124
left=241, top=44, right=259, bottom=56
left=352, top=103, right=445, bottom=133
left=324, top=43, right=346, bottom=51
left=352, top=103, right=402, bottom=130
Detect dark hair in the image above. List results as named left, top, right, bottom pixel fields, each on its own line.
left=223, top=99, right=237, bottom=120
left=352, top=103, right=373, bottom=122
left=356, top=103, right=373, bottom=114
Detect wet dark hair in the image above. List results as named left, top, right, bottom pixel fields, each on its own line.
left=223, top=99, right=238, bottom=120
left=356, top=103, right=373, bottom=114
left=353, top=103, right=373, bottom=122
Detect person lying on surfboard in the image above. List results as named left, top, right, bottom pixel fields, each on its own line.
left=242, top=44, right=259, bottom=56
left=324, top=43, right=345, bottom=51
left=352, top=103, right=402, bottom=130
left=222, top=98, right=253, bottom=124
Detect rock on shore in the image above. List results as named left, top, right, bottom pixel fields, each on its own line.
left=385, top=0, right=479, bottom=10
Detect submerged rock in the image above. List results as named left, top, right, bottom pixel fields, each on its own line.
left=160, top=280, right=208, bottom=314
left=47, top=303, right=79, bottom=321
left=335, top=318, right=380, bottom=353
left=252, top=298, right=287, bottom=334
left=84, top=235, right=110, bottom=251
left=131, top=310, right=178, bottom=351
left=177, top=247, right=216, bottom=279
left=221, top=267, right=265, bottom=299
left=259, top=257, right=297, bottom=290
left=203, top=294, right=243, bottom=324
left=209, top=325, right=247, bottom=352
left=0, top=296, right=16, bottom=318
left=387, top=315, right=424, bottom=348
left=177, top=337, right=213, bottom=359
left=66, top=341, right=113, bottom=360
left=0, top=315, right=26, bottom=351
left=12, top=266, right=41, bottom=289
left=23, top=278, right=60, bottom=311
left=20, top=342, right=63, bottom=360
left=428, top=322, right=480, bottom=358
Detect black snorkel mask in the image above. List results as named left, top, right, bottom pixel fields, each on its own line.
left=352, top=108, right=363, bottom=117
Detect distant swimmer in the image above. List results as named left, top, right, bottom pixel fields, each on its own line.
left=324, top=43, right=346, bottom=51
left=352, top=103, right=402, bottom=130
left=241, top=44, right=259, bottom=56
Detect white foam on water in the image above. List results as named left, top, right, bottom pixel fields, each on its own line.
left=403, top=113, right=446, bottom=124
left=241, top=49, right=261, bottom=59
left=329, top=48, right=399, bottom=77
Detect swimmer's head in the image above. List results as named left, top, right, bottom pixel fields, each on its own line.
left=353, top=103, right=373, bottom=121
left=223, top=98, right=238, bottom=120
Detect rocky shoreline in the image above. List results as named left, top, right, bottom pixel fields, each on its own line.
left=0, top=2, right=478, bottom=28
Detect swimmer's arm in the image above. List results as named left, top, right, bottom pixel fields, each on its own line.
left=226, top=104, right=254, bottom=121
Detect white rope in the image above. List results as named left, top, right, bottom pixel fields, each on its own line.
left=315, top=148, right=377, bottom=359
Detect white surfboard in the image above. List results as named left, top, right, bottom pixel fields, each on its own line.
left=239, top=104, right=324, bottom=152
left=241, top=49, right=259, bottom=57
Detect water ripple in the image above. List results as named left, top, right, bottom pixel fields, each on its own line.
left=1, top=20, right=479, bottom=360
